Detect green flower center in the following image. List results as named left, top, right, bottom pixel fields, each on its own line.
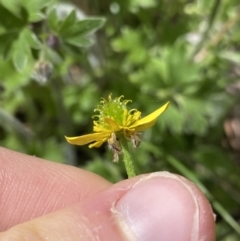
left=93, top=94, right=139, bottom=130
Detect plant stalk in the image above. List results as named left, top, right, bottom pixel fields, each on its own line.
left=120, top=137, right=136, bottom=178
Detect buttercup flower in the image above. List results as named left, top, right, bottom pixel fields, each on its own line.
left=65, top=94, right=169, bottom=162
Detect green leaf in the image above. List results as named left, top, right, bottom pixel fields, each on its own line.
left=13, top=49, right=28, bottom=72
left=21, top=0, right=52, bottom=22
left=58, top=10, right=77, bottom=35
left=59, top=18, right=106, bottom=38
left=21, top=0, right=51, bottom=12
left=47, top=9, right=59, bottom=32
left=0, top=0, right=20, bottom=17
left=0, top=4, right=26, bottom=28
left=159, top=104, right=185, bottom=134
left=21, top=28, right=42, bottom=49
left=29, top=12, right=45, bottom=22
left=0, top=57, right=20, bottom=84
left=12, top=46, right=28, bottom=71
left=65, top=36, right=92, bottom=48
left=0, top=32, right=18, bottom=56
left=151, top=58, right=169, bottom=85
left=219, top=50, right=240, bottom=65
left=12, top=31, right=31, bottom=71
left=19, top=4, right=29, bottom=23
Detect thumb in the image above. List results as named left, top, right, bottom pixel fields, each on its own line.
left=0, top=172, right=215, bottom=241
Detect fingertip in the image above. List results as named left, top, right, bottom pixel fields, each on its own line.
left=113, top=172, right=215, bottom=241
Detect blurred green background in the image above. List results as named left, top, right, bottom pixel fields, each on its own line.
left=0, top=0, right=240, bottom=239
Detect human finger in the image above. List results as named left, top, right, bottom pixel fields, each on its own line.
left=0, top=147, right=111, bottom=231
left=0, top=172, right=215, bottom=241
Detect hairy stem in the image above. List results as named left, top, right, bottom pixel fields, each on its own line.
left=120, top=137, right=136, bottom=178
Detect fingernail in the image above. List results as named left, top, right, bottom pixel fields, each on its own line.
left=113, top=172, right=200, bottom=241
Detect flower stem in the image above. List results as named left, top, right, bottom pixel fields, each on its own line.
left=119, top=137, right=136, bottom=178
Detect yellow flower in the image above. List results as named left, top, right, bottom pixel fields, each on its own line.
left=65, top=95, right=169, bottom=156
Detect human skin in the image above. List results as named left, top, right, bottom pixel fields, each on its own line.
left=0, top=147, right=215, bottom=241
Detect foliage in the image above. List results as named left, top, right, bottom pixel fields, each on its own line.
left=0, top=0, right=240, bottom=239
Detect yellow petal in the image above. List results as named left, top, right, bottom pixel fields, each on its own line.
left=104, top=118, right=121, bottom=132
left=93, top=121, right=109, bottom=132
left=130, top=101, right=170, bottom=131
left=89, top=137, right=108, bottom=148
left=65, top=132, right=111, bottom=146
